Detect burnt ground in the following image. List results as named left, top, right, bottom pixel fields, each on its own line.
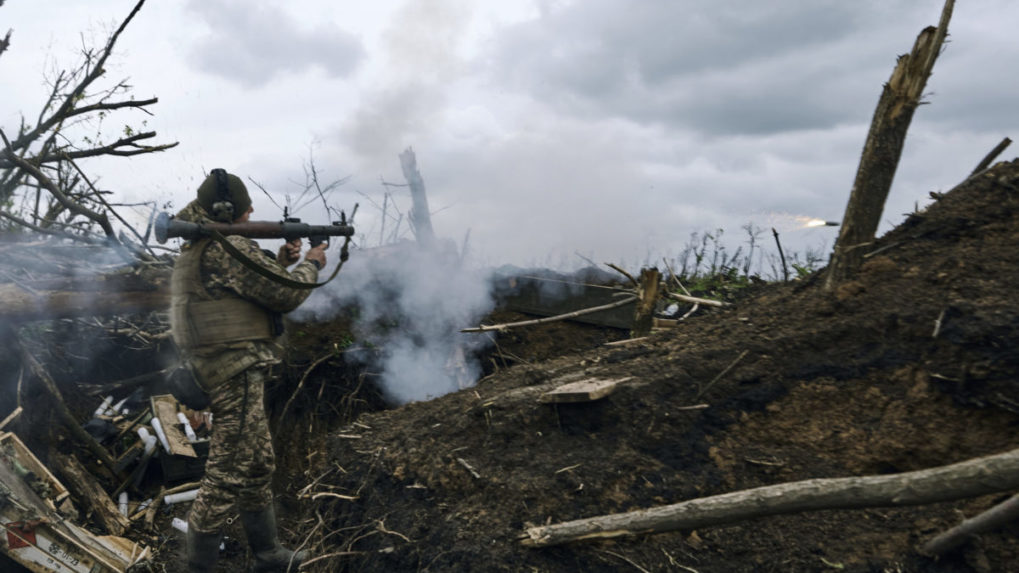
left=261, top=159, right=1019, bottom=573
left=12, top=158, right=1017, bottom=572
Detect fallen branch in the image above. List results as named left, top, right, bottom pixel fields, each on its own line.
left=606, top=263, right=638, bottom=288
left=921, top=492, right=1019, bottom=556
left=140, top=480, right=199, bottom=530
left=970, top=137, right=1012, bottom=175
left=521, top=445, right=1019, bottom=547
left=662, top=291, right=727, bottom=308
left=456, top=457, right=482, bottom=480
left=461, top=296, right=637, bottom=333
left=276, top=352, right=334, bottom=431
left=696, top=350, right=749, bottom=399
left=143, top=486, right=164, bottom=531
left=0, top=406, right=22, bottom=431
left=604, top=337, right=647, bottom=347
left=932, top=308, right=946, bottom=338
left=309, top=492, right=359, bottom=502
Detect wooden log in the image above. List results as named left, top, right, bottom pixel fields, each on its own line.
left=825, top=0, right=954, bottom=290
left=0, top=283, right=169, bottom=323
left=50, top=451, right=131, bottom=536
left=521, top=445, right=1019, bottom=547
left=921, top=492, right=1019, bottom=556
left=631, top=268, right=661, bottom=338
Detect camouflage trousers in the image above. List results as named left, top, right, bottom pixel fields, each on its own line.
left=188, top=365, right=276, bottom=534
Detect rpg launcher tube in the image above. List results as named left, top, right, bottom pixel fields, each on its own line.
left=154, top=212, right=355, bottom=244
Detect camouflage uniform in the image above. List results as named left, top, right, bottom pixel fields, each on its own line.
left=170, top=200, right=318, bottom=535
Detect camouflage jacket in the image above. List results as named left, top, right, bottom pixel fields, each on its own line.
left=172, top=200, right=319, bottom=384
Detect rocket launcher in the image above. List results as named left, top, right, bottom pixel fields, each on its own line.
left=154, top=212, right=355, bottom=246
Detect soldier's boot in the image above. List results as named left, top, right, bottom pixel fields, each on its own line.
left=186, top=522, right=222, bottom=573
left=240, top=505, right=307, bottom=573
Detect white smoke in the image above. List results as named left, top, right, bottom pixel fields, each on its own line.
left=291, top=238, right=495, bottom=405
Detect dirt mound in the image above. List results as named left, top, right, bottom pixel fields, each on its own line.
left=184, top=160, right=996, bottom=573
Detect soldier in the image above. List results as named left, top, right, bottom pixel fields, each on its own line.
left=169, top=168, right=326, bottom=572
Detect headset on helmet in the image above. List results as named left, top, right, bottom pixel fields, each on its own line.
left=209, top=168, right=235, bottom=222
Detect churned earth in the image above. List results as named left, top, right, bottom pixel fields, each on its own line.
left=154, top=159, right=1019, bottom=572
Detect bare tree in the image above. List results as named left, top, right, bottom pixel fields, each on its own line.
left=0, top=0, right=176, bottom=251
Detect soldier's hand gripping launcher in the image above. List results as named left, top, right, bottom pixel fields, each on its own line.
left=153, top=212, right=355, bottom=246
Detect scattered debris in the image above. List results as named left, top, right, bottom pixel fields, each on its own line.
left=0, top=430, right=150, bottom=572
left=538, top=377, right=633, bottom=404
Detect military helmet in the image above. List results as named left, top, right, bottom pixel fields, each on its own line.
left=197, top=168, right=252, bottom=222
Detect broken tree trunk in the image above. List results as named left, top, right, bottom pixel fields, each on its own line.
left=921, top=492, right=1019, bottom=556
left=399, top=147, right=436, bottom=247
left=50, top=450, right=131, bottom=536
left=631, top=268, right=661, bottom=338
left=522, top=445, right=1019, bottom=547
left=17, top=341, right=120, bottom=476
left=824, top=0, right=954, bottom=290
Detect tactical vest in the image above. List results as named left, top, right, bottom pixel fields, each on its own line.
left=170, top=239, right=277, bottom=385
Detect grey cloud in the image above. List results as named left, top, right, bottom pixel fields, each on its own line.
left=908, top=42, right=1019, bottom=133
left=487, top=0, right=934, bottom=135
left=339, top=0, right=473, bottom=163
left=185, top=0, right=364, bottom=87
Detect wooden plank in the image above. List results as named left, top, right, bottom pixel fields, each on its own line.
left=150, top=395, right=196, bottom=458
left=539, top=377, right=632, bottom=404
left=0, top=432, right=69, bottom=503
left=0, top=444, right=147, bottom=572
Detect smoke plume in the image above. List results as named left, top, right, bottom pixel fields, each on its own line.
left=292, top=239, right=494, bottom=405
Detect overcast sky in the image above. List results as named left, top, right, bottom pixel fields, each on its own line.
left=3, top=0, right=1017, bottom=271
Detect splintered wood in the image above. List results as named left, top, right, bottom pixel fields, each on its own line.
left=150, top=395, right=196, bottom=458
left=539, top=377, right=633, bottom=404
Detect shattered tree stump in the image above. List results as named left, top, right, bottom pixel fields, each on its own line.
left=825, top=0, right=954, bottom=289
left=631, top=268, right=661, bottom=338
